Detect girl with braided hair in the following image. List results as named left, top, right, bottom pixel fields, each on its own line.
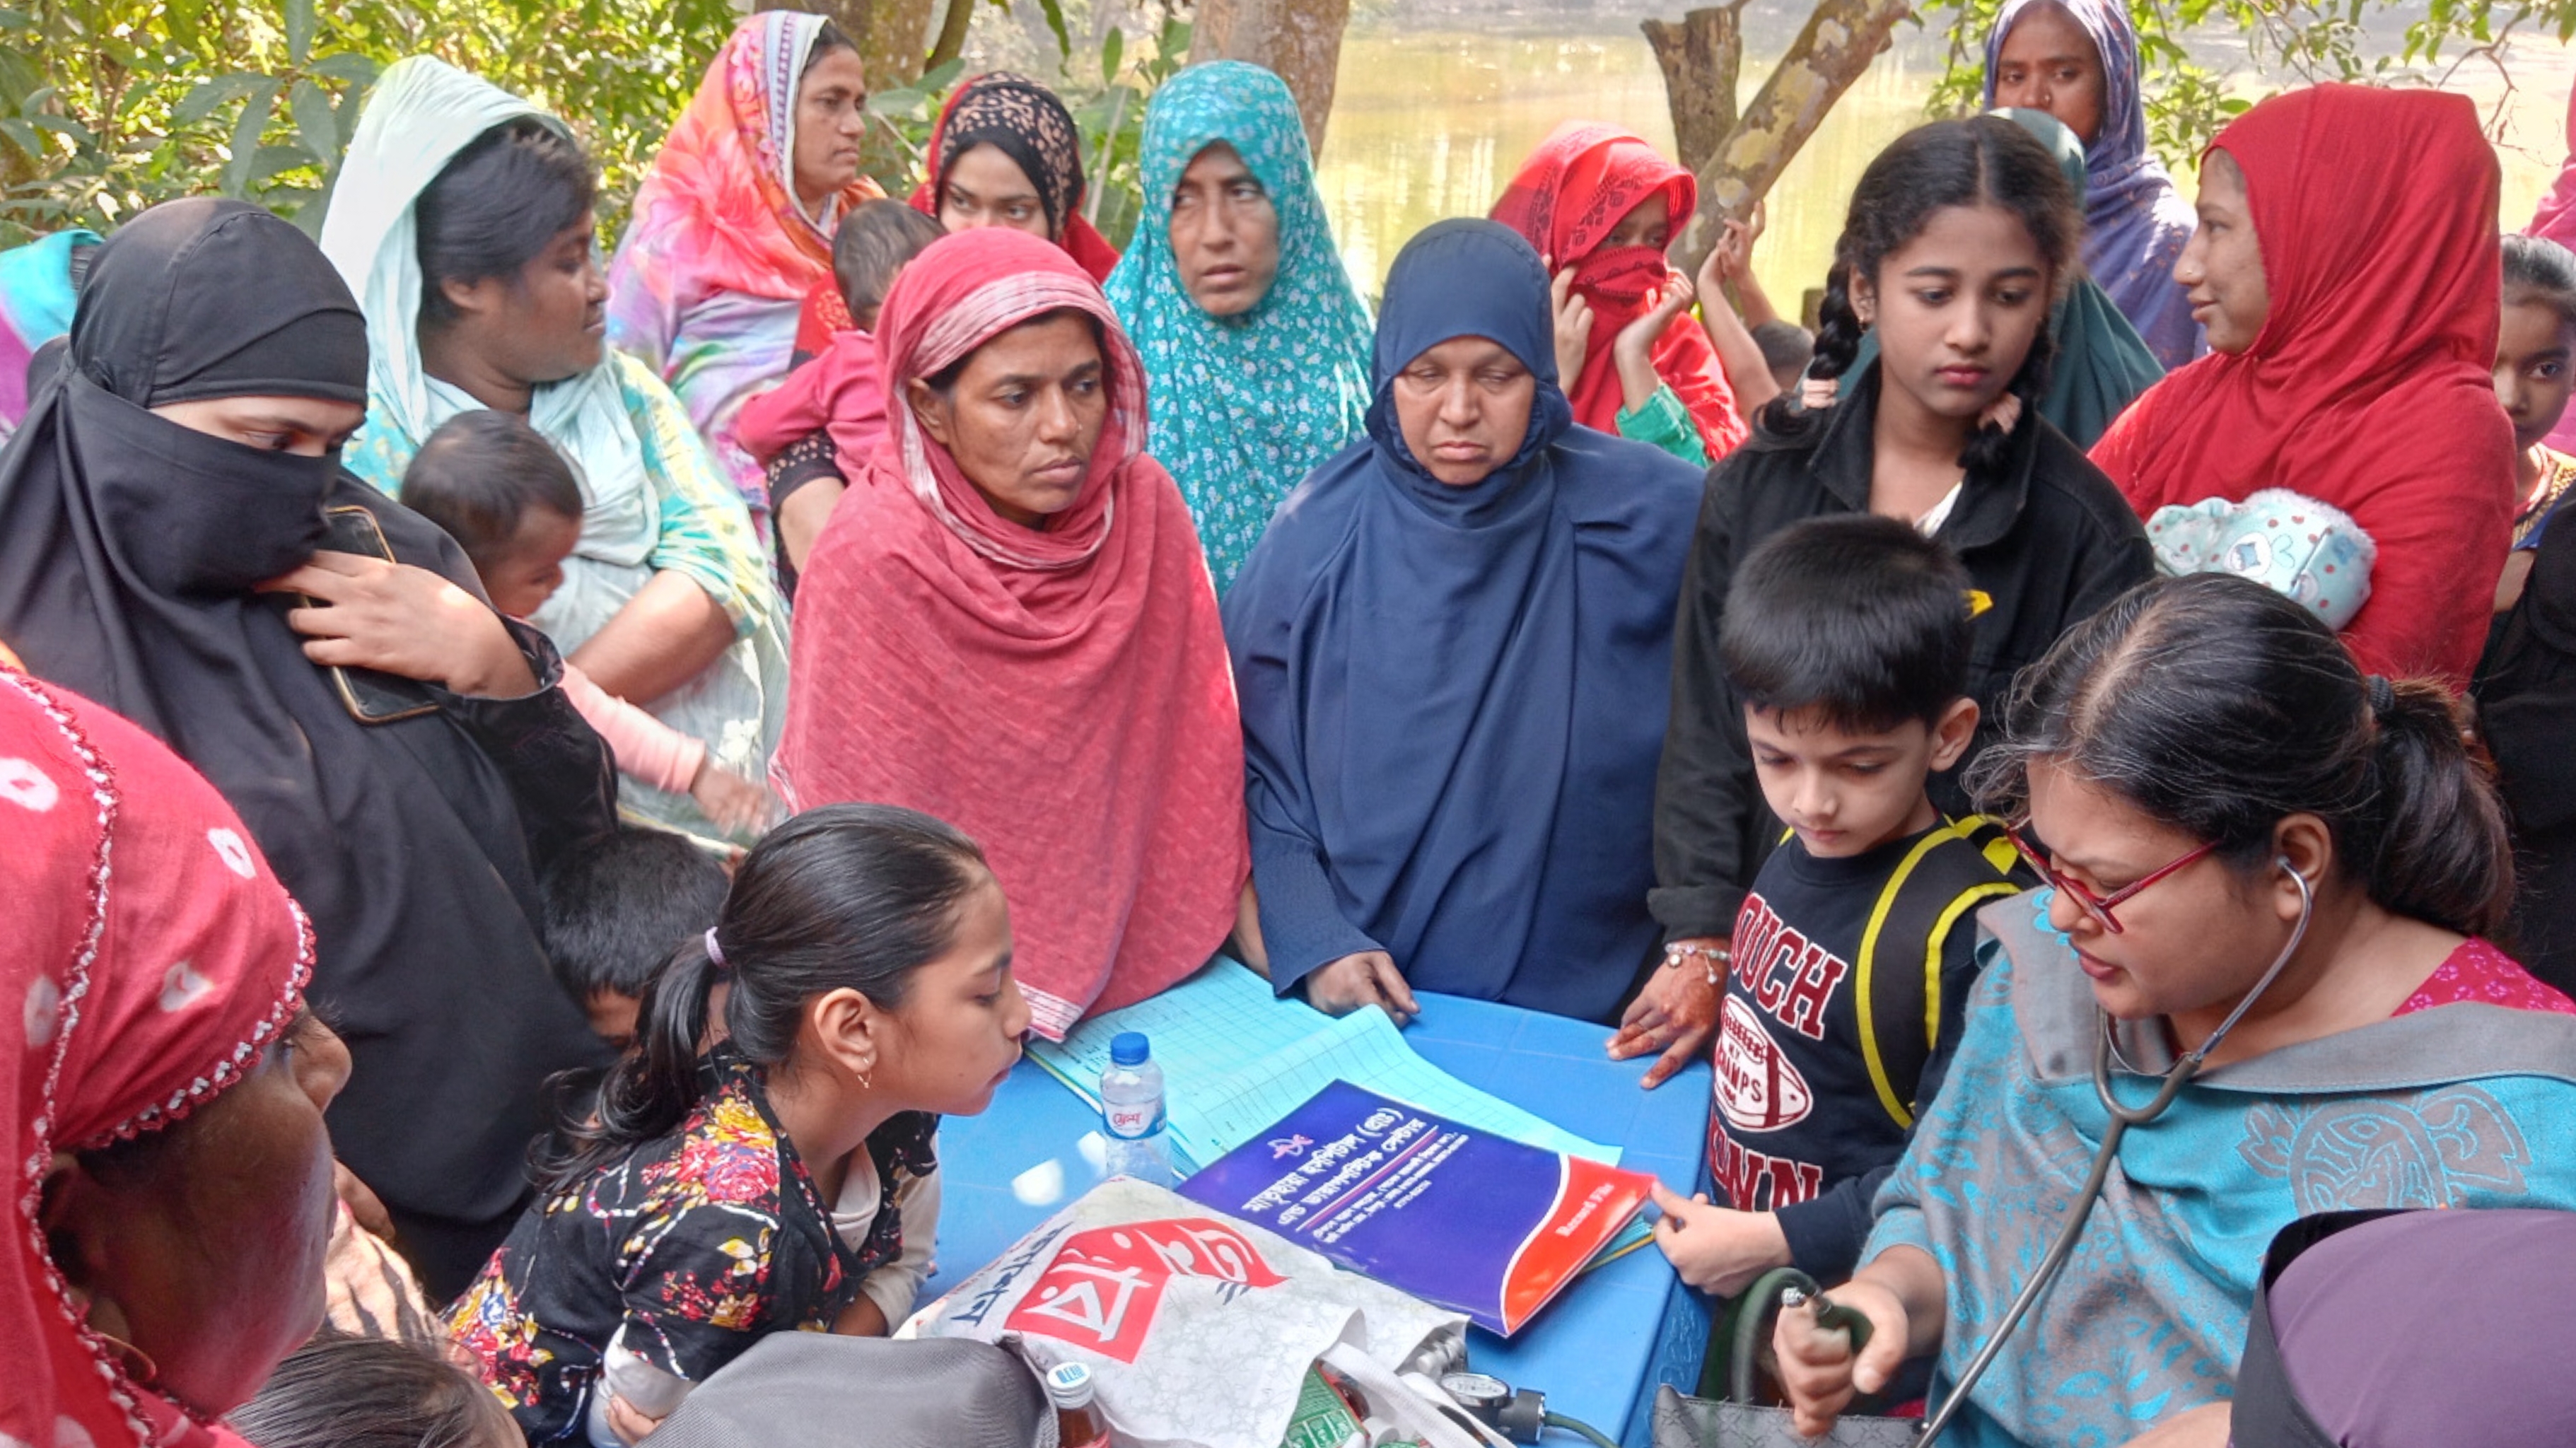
left=1620, top=115, right=2151, bottom=1088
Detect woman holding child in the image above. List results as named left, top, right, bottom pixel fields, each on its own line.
left=322, top=57, right=790, bottom=845
left=1225, top=219, right=1703, bottom=1025
left=2093, top=84, right=2516, bottom=686
left=0, top=198, right=612, bottom=1298
left=1776, top=574, right=2576, bottom=1448
left=774, top=227, right=1247, bottom=1040
left=605, top=11, right=881, bottom=520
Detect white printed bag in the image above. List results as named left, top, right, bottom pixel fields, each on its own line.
left=899, top=1179, right=1469, bottom=1448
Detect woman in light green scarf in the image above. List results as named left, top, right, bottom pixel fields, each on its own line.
left=320, top=57, right=787, bottom=842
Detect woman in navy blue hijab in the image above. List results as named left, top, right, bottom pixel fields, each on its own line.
left=1224, top=218, right=1703, bottom=1023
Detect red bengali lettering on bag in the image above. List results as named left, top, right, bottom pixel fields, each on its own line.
left=1004, top=1218, right=1289, bottom=1362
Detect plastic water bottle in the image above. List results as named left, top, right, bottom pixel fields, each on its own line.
left=1099, top=1030, right=1171, bottom=1185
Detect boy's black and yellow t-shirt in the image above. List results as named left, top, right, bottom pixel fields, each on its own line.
left=1706, top=815, right=2024, bottom=1279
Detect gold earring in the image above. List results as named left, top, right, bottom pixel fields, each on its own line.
left=91, top=1328, right=158, bottom=1385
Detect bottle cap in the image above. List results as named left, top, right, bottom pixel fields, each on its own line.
left=1044, top=1360, right=1095, bottom=1408
left=1110, top=1031, right=1150, bottom=1066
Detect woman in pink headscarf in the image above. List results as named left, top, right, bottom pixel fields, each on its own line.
left=773, top=227, right=1247, bottom=1039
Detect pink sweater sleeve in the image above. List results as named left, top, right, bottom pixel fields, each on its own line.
left=559, top=661, right=707, bottom=796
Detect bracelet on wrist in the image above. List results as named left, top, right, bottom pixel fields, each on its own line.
left=1662, top=940, right=1731, bottom=986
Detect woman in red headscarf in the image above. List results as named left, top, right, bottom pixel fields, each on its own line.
left=772, top=227, right=1246, bottom=1039
left=2092, top=84, right=2516, bottom=685
left=1491, top=122, right=1748, bottom=466
left=2, top=665, right=350, bottom=1448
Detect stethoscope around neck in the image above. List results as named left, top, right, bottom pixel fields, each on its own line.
left=1908, top=860, right=2316, bottom=1444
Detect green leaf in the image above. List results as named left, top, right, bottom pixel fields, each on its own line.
left=289, top=77, right=335, bottom=160
left=1034, top=0, right=1071, bottom=57
left=0, top=9, right=35, bottom=33
left=921, top=57, right=967, bottom=92
left=284, top=0, right=317, bottom=67
left=249, top=143, right=313, bottom=185
left=1100, top=25, right=1124, bottom=82
left=220, top=78, right=279, bottom=196
left=174, top=73, right=268, bottom=127
left=867, top=86, right=930, bottom=120
left=310, top=52, right=379, bottom=86
left=25, top=113, right=94, bottom=146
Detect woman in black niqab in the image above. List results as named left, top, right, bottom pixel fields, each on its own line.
left=0, top=197, right=615, bottom=1298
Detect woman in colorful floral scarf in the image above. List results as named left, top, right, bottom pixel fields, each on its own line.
left=607, top=12, right=881, bottom=520
left=1105, top=61, right=1372, bottom=595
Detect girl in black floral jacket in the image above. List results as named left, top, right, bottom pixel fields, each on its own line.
left=450, top=805, right=1032, bottom=1444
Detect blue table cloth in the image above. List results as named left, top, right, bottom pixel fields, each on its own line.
left=919, top=991, right=1715, bottom=1446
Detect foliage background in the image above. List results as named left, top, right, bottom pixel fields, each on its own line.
left=0, top=0, right=1191, bottom=248
left=1921, top=0, right=2576, bottom=164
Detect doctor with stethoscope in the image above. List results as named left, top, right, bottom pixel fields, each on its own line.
left=1772, top=573, right=2576, bottom=1448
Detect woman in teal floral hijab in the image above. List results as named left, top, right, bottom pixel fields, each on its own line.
left=1106, top=62, right=1372, bottom=595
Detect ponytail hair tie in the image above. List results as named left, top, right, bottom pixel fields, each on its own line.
left=2366, top=675, right=2396, bottom=716
left=704, top=927, right=730, bottom=975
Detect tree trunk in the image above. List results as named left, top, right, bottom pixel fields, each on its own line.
left=1640, top=4, right=1744, bottom=177
left=1683, top=0, right=1908, bottom=255
left=926, top=0, right=974, bottom=72
left=1187, top=0, right=1353, bottom=157
left=758, top=0, right=937, bottom=88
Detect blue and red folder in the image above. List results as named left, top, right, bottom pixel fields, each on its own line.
left=1179, top=1080, right=1654, bottom=1336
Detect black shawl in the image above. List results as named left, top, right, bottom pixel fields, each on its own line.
left=0, top=199, right=614, bottom=1291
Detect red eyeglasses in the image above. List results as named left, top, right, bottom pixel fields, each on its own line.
left=2002, top=824, right=2215, bottom=934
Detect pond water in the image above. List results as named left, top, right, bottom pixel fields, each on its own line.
left=1311, top=8, right=2576, bottom=310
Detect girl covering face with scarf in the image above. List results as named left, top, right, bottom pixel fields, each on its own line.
left=1491, top=122, right=1749, bottom=466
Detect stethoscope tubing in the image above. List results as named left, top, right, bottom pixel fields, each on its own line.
left=1909, top=865, right=2315, bottom=1444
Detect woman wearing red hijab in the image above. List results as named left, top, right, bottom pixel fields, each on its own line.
left=1491, top=122, right=1749, bottom=466
left=772, top=228, right=1245, bottom=1039
left=3, top=666, right=349, bottom=1448
left=2092, top=85, right=2515, bottom=684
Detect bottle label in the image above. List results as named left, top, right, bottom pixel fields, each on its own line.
left=1105, top=1102, right=1163, bottom=1140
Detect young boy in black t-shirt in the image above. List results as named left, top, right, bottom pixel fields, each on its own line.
left=1653, top=515, right=2025, bottom=1294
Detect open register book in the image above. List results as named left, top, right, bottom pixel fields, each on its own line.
left=1027, top=959, right=1655, bottom=1266
left=1182, top=1082, right=1655, bottom=1336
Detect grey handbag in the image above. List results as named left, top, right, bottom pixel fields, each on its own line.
left=646, top=1334, right=1057, bottom=1448
left=1649, top=1270, right=1918, bottom=1448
